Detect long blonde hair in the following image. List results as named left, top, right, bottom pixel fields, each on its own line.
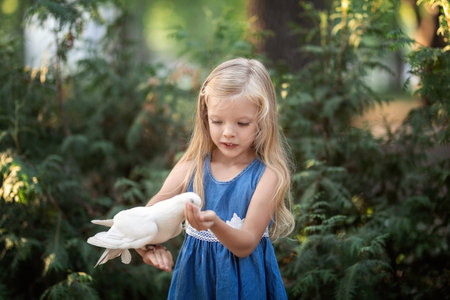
left=177, top=58, right=294, bottom=239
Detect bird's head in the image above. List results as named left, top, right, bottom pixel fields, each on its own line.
left=182, top=192, right=201, bottom=208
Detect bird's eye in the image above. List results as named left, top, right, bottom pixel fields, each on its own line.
left=190, top=199, right=194, bottom=203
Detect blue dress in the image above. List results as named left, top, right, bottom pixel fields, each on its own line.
left=167, top=155, right=288, bottom=299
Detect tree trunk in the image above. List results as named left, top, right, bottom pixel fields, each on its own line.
left=247, top=0, right=330, bottom=71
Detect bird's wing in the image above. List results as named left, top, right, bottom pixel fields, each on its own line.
left=87, top=221, right=159, bottom=249
left=169, top=224, right=183, bottom=239
left=113, top=207, right=159, bottom=238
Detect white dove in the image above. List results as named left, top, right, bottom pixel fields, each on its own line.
left=87, top=192, right=201, bottom=267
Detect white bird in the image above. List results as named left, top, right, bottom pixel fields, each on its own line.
left=87, top=192, right=201, bottom=267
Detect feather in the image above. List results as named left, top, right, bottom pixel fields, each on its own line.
left=91, top=219, right=114, bottom=227
left=121, top=249, right=132, bottom=264
left=95, top=249, right=122, bottom=267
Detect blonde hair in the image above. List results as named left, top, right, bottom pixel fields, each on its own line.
left=177, top=57, right=294, bottom=239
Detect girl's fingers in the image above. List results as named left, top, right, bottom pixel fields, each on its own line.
left=137, top=247, right=173, bottom=272
left=185, top=203, right=192, bottom=224
left=153, top=250, right=164, bottom=268
left=154, top=247, right=173, bottom=271
left=185, top=202, right=215, bottom=231
left=137, top=248, right=156, bottom=266
left=161, top=249, right=174, bottom=271
left=185, top=202, right=199, bottom=227
left=191, top=204, right=204, bottom=229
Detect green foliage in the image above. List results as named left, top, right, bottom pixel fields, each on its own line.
left=25, top=0, right=104, bottom=63
left=1, top=1, right=194, bottom=299
left=1, top=0, right=449, bottom=299
left=0, top=37, right=56, bottom=156
left=407, top=47, right=450, bottom=143
left=169, top=7, right=258, bottom=70
left=40, top=272, right=99, bottom=300
left=274, top=0, right=449, bottom=299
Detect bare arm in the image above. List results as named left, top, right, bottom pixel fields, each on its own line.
left=185, top=167, right=278, bottom=258
left=145, top=160, right=193, bottom=206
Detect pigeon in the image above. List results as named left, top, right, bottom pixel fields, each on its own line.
left=87, top=192, right=201, bottom=267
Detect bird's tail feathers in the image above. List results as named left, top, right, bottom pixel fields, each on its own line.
left=94, top=249, right=121, bottom=267
left=91, top=219, right=114, bottom=227
left=121, top=249, right=132, bottom=264
left=94, top=248, right=132, bottom=267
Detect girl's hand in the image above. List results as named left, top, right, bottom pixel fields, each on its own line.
left=185, top=202, right=217, bottom=231
left=136, top=245, right=174, bottom=272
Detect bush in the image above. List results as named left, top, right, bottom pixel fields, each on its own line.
left=1, top=0, right=448, bottom=299
left=274, top=0, right=449, bottom=299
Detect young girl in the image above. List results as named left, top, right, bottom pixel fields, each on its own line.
left=137, top=58, right=295, bottom=299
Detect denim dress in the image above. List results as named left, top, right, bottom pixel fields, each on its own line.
left=168, top=155, right=287, bottom=300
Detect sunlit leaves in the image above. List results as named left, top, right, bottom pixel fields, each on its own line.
left=40, top=271, right=99, bottom=300
left=0, top=151, right=42, bottom=204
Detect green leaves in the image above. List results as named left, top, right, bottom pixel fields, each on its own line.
left=169, top=8, right=256, bottom=70
left=1, top=0, right=448, bottom=298
left=0, top=151, right=42, bottom=204
left=277, top=0, right=449, bottom=299
left=114, top=178, right=145, bottom=204
left=40, top=271, right=99, bottom=300
left=407, top=47, right=450, bottom=143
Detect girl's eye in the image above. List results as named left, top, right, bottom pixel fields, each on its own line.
left=211, top=120, right=222, bottom=124
left=238, top=122, right=249, bottom=126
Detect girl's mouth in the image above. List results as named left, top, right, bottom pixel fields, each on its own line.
left=222, top=142, right=237, bottom=149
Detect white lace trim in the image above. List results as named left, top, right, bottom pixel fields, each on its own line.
left=186, top=213, right=269, bottom=242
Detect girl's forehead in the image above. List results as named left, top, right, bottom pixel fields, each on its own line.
left=206, top=96, right=258, bottom=116
left=207, top=95, right=256, bottom=109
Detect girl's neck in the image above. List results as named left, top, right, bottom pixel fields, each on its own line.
left=210, top=148, right=256, bottom=167
left=209, top=149, right=256, bottom=182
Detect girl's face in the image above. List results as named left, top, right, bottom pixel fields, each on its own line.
left=207, top=96, right=258, bottom=163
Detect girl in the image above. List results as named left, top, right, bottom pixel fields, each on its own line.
left=137, top=58, right=294, bottom=299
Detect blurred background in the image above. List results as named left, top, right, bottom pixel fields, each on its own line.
left=1, top=0, right=449, bottom=299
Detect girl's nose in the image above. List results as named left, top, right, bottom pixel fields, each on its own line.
left=223, top=124, right=236, bottom=138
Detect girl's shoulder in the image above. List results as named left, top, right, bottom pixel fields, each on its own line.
left=168, top=159, right=197, bottom=185
left=259, top=165, right=279, bottom=185
left=173, top=159, right=195, bottom=173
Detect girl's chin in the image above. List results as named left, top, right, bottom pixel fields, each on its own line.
left=214, top=146, right=256, bottom=162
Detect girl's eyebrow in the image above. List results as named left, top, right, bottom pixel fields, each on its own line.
left=208, top=114, right=254, bottom=121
